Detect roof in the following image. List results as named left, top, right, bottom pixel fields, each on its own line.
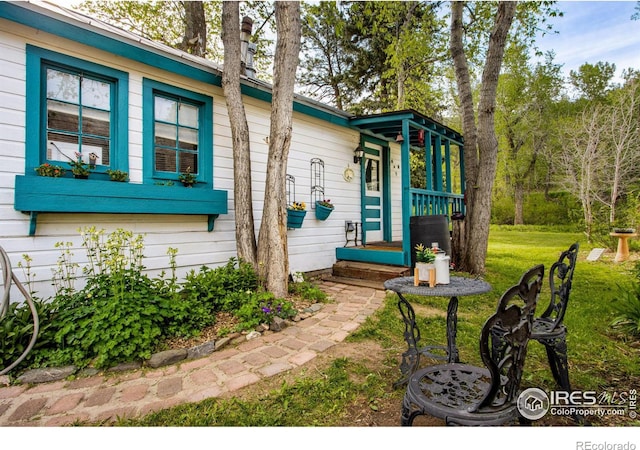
left=1, top=1, right=353, bottom=126
left=1, top=2, right=463, bottom=141
left=352, top=109, right=464, bottom=145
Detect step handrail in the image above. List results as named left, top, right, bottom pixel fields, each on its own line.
left=1, top=245, right=40, bottom=375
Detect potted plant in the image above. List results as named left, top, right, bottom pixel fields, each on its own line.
left=414, top=243, right=436, bottom=287
left=106, top=169, right=129, bottom=182
left=287, top=202, right=307, bottom=229
left=315, top=198, right=334, bottom=221
left=66, top=152, right=94, bottom=179
left=178, top=166, right=197, bottom=187
left=35, top=163, right=65, bottom=177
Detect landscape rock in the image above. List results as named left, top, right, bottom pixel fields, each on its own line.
left=108, top=361, right=142, bottom=372
left=304, top=303, right=323, bottom=313
left=147, top=349, right=188, bottom=368
left=269, top=316, right=287, bottom=332
left=214, top=336, right=232, bottom=351
left=187, top=341, right=216, bottom=360
left=246, top=330, right=262, bottom=341
left=16, top=366, right=76, bottom=384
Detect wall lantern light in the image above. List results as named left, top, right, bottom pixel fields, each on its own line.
left=353, top=145, right=364, bottom=164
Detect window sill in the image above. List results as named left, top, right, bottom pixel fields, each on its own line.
left=14, top=175, right=228, bottom=235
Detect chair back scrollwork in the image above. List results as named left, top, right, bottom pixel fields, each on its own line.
left=476, top=264, right=544, bottom=412
left=539, top=242, right=579, bottom=331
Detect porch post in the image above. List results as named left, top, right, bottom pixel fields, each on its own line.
left=400, top=119, right=411, bottom=267
left=425, top=130, right=433, bottom=191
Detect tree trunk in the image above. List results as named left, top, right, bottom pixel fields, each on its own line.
left=514, top=182, right=524, bottom=225
left=180, top=1, right=206, bottom=57
left=450, top=1, right=516, bottom=274
left=221, top=1, right=257, bottom=267
left=257, top=2, right=301, bottom=298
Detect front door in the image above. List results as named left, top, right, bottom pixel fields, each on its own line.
left=364, top=143, right=383, bottom=243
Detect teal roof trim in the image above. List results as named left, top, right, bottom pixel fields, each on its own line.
left=1, top=2, right=352, bottom=129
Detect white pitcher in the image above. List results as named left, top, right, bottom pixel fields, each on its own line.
left=434, top=253, right=450, bottom=285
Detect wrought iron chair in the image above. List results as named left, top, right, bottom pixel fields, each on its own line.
left=400, top=264, right=544, bottom=426
left=394, top=293, right=458, bottom=388
left=531, top=242, right=579, bottom=393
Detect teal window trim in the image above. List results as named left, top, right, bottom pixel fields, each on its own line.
left=14, top=176, right=227, bottom=235
left=25, top=45, right=129, bottom=178
left=142, top=78, right=213, bottom=188
left=17, top=49, right=227, bottom=234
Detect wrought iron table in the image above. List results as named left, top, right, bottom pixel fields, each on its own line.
left=383, top=276, right=492, bottom=387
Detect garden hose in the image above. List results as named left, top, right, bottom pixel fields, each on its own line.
left=0, top=245, right=39, bottom=375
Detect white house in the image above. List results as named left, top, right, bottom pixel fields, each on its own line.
left=0, top=1, right=465, bottom=299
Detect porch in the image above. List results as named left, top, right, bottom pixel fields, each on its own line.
left=336, top=109, right=465, bottom=268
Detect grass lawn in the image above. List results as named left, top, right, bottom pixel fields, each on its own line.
left=116, top=226, right=640, bottom=427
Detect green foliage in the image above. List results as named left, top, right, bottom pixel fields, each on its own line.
left=491, top=191, right=582, bottom=226
left=611, top=261, right=640, bottom=337
left=288, top=278, right=328, bottom=303
left=233, top=291, right=296, bottom=331
left=6, top=230, right=266, bottom=372
left=47, top=272, right=168, bottom=368
left=414, top=243, right=435, bottom=263
left=569, top=61, right=617, bottom=101
left=0, top=299, right=57, bottom=371
left=181, top=258, right=258, bottom=313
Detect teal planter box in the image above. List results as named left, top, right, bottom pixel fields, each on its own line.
left=287, top=209, right=306, bottom=229
left=14, top=175, right=228, bottom=235
left=315, top=201, right=334, bottom=221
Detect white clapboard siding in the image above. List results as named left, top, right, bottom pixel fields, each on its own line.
left=0, top=18, right=360, bottom=300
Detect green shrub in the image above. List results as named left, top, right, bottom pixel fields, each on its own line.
left=46, top=270, right=168, bottom=368
left=181, top=258, right=258, bottom=313
left=0, top=298, right=57, bottom=371
left=611, top=261, right=640, bottom=338
left=288, top=278, right=328, bottom=302
left=234, top=291, right=296, bottom=331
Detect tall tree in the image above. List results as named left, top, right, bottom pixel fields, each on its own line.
left=221, top=2, right=258, bottom=267
left=496, top=49, right=563, bottom=224
left=569, top=62, right=617, bottom=102
left=298, top=2, right=352, bottom=110
left=299, top=1, right=446, bottom=116
left=178, top=1, right=207, bottom=57
left=556, top=106, right=605, bottom=240
left=596, top=78, right=640, bottom=224
left=450, top=1, right=517, bottom=274
left=256, top=2, right=301, bottom=298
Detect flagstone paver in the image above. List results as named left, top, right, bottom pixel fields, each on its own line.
left=0, top=281, right=387, bottom=426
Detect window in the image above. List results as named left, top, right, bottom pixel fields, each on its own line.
left=25, top=45, right=128, bottom=176
left=154, top=95, right=199, bottom=176
left=46, top=67, right=112, bottom=167
left=143, top=79, right=212, bottom=186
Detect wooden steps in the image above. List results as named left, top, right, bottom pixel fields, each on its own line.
left=330, top=260, right=410, bottom=288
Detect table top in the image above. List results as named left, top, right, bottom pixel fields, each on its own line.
left=383, top=276, right=491, bottom=297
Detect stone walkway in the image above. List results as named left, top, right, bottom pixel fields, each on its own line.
left=0, top=281, right=387, bottom=426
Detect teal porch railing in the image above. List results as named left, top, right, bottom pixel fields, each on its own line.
left=410, top=188, right=464, bottom=217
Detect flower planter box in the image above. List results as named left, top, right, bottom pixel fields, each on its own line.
left=14, top=175, right=227, bottom=235
left=287, top=209, right=306, bottom=229
left=315, top=201, right=334, bottom=221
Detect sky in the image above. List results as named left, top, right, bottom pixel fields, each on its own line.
left=534, top=1, right=640, bottom=83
